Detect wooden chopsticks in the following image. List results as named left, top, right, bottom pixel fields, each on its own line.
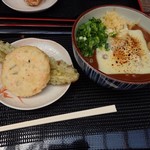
left=0, top=105, right=117, bottom=132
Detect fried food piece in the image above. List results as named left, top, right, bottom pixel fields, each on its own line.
left=0, top=51, right=6, bottom=63
left=0, top=40, right=15, bottom=63
left=0, top=40, right=79, bottom=86
left=49, top=57, right=79, bottom=85
left=25, top=0, right=42, bottom=6
left=1, top=46, right=50, bottom=97
left=0, top=40, right=15, bottom=55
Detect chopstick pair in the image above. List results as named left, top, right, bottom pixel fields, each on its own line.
left=0, top=105, right=117, bottom=132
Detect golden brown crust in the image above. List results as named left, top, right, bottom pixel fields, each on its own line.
left=1, top=46, right=50, bottom=97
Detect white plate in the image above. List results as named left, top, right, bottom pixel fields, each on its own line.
left=2, top=0, right=57, bottom=12
left=0, top=38, right=72, bottom=110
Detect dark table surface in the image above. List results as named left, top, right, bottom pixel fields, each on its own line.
left=0, top=0, right=150, bottom=149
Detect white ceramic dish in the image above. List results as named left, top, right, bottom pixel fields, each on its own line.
left=0, top=38, right=72, bottom=110
left=2, top=0, right=57, bottom=13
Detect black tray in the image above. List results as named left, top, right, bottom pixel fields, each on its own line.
left=0, top=0, right=142, bottom=29
left=0, top=0, right=142, bottom=19
left=0, top=33, right=150, bottom=147
left=1, top=0, right=150, bottom=149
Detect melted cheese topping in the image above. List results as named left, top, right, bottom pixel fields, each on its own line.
left=96, top=29, right=150, bottom=74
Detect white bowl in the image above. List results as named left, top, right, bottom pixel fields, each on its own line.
left=72, top=5, right=150, bottom=89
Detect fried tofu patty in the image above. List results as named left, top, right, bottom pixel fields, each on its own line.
left=1, top=46, right=50, bottom=97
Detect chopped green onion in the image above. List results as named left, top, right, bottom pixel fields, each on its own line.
left=76, top=17, right=109, bottom=57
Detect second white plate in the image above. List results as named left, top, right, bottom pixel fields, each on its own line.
left=2, top=0, right=58, bottom=12
left=0, top=38, right=72, bottom=110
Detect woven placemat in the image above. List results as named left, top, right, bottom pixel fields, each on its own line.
left=0, top=33, right=150, bottom=147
